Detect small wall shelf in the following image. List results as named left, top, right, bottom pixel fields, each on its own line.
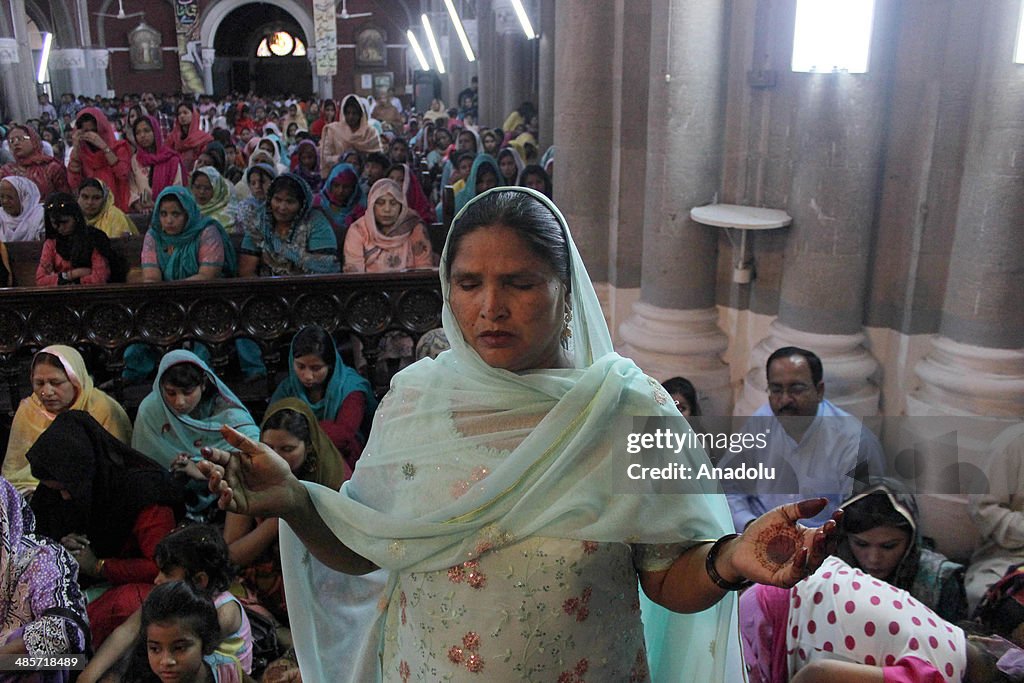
left=690, top=204, right=792, bottom=284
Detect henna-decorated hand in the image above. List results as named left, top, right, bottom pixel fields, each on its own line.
left=719, top=498, right=842, bottom=589
left=197, top=425, right=305, bottom=518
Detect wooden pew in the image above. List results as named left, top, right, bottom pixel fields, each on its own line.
left=0, top=270, right=443, bottom=414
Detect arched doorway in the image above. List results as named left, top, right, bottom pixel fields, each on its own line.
left=208, top=2, right=312, bottom=95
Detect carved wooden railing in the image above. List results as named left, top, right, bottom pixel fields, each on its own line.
left=0, top=271, right=443, bottom=411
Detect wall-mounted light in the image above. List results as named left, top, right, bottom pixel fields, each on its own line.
left=444, top=0, right=475, bottom=62
left=791, top=0, right=874, bottom=73
left=509, top=0, right=536, bottom=40
left=1015, top=0, right=1024, bottom=64
left=36, top=31, right=52, bottom=84
left=421, top=13, right=445, bottom=74
left=407, top=29, right=430, bottom=71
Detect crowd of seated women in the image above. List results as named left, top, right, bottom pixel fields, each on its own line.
left=0, top=321, right=377, bottom=680
left=0, top=89, right=554, bottom=291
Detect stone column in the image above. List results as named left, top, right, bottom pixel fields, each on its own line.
left=552, top=0, right=615, bottom=282
left=617, top=0, right=733, bottom=417
left=201, top=48, right=216, bottom=95
left=0, top=0, right=37, bottom=122
left=536, top=0, right=555, bottom=151
left=734, top=4, right=897, bottom=418
left=909, top=0, right=1024, bottom=419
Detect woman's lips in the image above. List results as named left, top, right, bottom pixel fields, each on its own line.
left=477, top=331, right=516, bottom=348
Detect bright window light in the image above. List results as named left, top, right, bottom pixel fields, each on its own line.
left=1015, top=1, right=1024, bottom=63
left=791, top=0, right=875, bottom=73
left=422, top=14, right=445, bottom=74
left=407, top=30, right=430, bottom=71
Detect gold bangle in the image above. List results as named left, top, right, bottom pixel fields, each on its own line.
left=95, top=558, right=106, bottom=576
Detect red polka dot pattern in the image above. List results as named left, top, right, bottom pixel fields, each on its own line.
left=782, top=557, right=966, bottom=683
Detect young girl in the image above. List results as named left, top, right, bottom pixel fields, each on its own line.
left=135, top=581, right=245, bottom=683
left=36, top=192, right=119, bottom=286
left=133, top=351, right=259, bottom=519
left=269, top=327, right=375, bottom=470
left=81, top=524, right=253, bottom=682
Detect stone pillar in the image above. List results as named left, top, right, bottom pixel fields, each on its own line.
left=552, top=0, right=614, bottom=281
left=475, top=0, right=496, bottom=124
left=617, top=0, right=733, bottom=417
left=735, top=4, right=897, bottom=418
left=201, top=48, right=216, bottom=95
left=536, top=0, right=555, bottom=150
left=48, top=49, right=86, bottom=100
left=85, top=49, right=110, bottom=97
left=909, top=0, right=1024, bottom=419
left=0, top=0, right=37, bottom=122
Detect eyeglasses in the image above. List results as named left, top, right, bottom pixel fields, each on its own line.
left=6, top=135, right=31, bottom=143
left=767, top=383, right=812, bottom=397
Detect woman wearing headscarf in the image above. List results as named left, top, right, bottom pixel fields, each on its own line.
left=311, top=162, right=364, bottom=235
left=132, top=349, right=259, bottom=521
left=0, top=476, right=89, bottom=675
left=27, top=410, right=183, bottom=646
left=253, top=135, right=288, bottom=175
left=0, top=176, right=45, bottom=242
left=385, top=163, right=433, bottom=224
left=453, top=154, right=501, bottom=213
left=237, top=173, right=339, bottom=277
left=0, top=123, right=71, bottom=198
left=66, top=107, right=132, bottom=212
left=233, top=162, right=276, bottom=215
left=497, top=146, right=525, bottom=187
left=129, top=115, right=184, bottom=214
left=835, top=480, right=968, bottom=622
left=224, top=398, right=351, bottom=625
left=36, top=192, right=120, bottom=286
left=309, top=99, right=338, bottom=139
left=77, top=178, right=138, bottom=238
left=289, top=139, right=322, bottom=194
left=269, top=326, right=377, bottom=470
left=140, top=186, right=236, bottom=283
left=422, top=98, right=447, bottom=124
left=509, top=131, right=539, bottom=165
left=4, top=345, right=132, bottom=496
left=122, top=187, right=238, bottom=382
left=343, top=178, right=432, bottom=273
left=166, top=104, right=213, bottom=175
left=319, top=94, right=383, bottom=177
left=202, top=188, right=840, bottom=683
left=190, top=166, right=237, bottom=234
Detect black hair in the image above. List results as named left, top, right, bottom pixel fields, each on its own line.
left=291, top=326, right=336, bottom=375
left=76, top=113, right=96, bottom=129
left=201, top=142, right=226, bottom=174
left=140, top=580, right=220, bottom=655
left=154, top=523, right=234, bottom=594
left=364, top=152, right=390, bottom=169
left=131, top=116, right=156, bottom=147
left=385, top=164, right=406, bottom=181
left=765, top=346, right=824, bottom=386
left=840, top=491, right=913, bottom=535
left=445, top=190, right=571, bottom=292
left=43, top=192, right=87, bottom=238
left=160, top=362, right=206, bottom=393
left=31, top=351, right=69, bottom=376
left=267, top=174, right=307, bottom=207
left=77, top=177, right=104, bottom=196
left=390, top=137, right=408, bottom=150
left=661, top=377, right=701, bottom=417
left=518, top=164, right=552, bottom=197
left=452, top=151, right=475, bottom=169
left=211, top=128, right=232, bottom=146
left=262, top=408, right=316, bottom=479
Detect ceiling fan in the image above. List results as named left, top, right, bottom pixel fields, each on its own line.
left=94, top=0, right=144, bottom=20
left=337, top=0, right=372, bottom=20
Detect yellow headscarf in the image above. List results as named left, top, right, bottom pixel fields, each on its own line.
left=86, top=180, right=139, bottom=238
left=3, top=345, right=132, bottom=494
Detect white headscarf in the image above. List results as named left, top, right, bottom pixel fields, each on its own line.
left=0, top=176, right=44, bottom=241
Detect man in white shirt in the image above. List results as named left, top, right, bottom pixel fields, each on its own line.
left=724, top=346, right=886, bottom=530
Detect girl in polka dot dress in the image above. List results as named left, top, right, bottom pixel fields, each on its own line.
left=740, top=556, right=1023, bottom=682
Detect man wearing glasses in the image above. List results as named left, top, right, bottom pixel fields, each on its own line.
left=725, top=346, right=885, bottom=531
